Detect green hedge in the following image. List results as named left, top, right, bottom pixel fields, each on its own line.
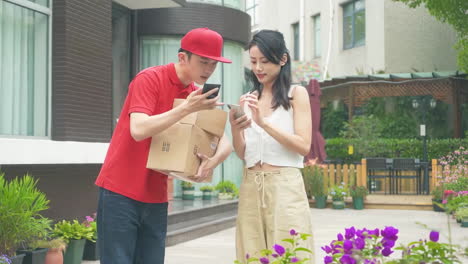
left=325, top=138, right=468, bottom=163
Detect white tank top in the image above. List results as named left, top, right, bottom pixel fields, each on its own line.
left=243, top=87, right=304, bottom=169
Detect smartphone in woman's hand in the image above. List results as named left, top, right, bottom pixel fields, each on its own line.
left=227, top=104, right=245, bottom=119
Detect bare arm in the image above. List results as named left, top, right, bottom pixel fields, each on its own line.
left=194, top=133, right=232, bottom=181
left=130, top=88, right=221, bottom=141
left=247, top=86, right=312, bottom=156
left=210, top=133, right=232, bottom=166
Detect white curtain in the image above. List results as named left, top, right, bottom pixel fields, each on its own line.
left=221, top=41, right=245, bottom=187
left=0, top=1, right=48, bottom=137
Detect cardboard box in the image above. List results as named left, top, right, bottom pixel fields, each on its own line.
left=146, top=99, right=227, bottom=182
left=173, top=99, right=227, bottom=137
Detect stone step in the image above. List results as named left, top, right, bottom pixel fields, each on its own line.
left=166, top=200, right=238, bottom=246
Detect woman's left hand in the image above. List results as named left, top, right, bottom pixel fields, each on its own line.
left=243, top=91, right=266, bottom=128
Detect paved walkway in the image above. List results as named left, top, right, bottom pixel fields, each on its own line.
left=84, top=209, right=468, bottom=264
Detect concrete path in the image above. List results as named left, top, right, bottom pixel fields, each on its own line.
left=84, top=208, right=468, bottom=264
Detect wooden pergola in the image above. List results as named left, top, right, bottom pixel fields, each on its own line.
left=319, top=71, right=468, bottom=138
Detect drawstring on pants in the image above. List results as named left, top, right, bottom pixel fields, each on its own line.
left=254, top=171, right=267, bottom=208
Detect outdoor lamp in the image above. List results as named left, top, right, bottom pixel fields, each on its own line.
left=430, top=98, right=437, bottom=108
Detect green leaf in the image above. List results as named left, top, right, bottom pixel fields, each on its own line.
left=282, top=238, right=295, bottom=246
left=294, top=247, right=313, bottom=254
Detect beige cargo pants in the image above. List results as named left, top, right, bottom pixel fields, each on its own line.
left=235, top=167, right=315, bottom=263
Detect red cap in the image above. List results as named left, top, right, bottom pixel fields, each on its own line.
left=181, top=28, right=232, bottom=63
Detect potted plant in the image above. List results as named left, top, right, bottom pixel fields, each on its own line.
left=329, top=183, right=348, bottom=209
left=32, top=239, right=66, bottom=264
left=311, top=166, right=327, bottom=209
left=181, top=181, right=195, bottom=200
left=82, top=214, right=98, bottom=261
left=52, top=220, right=94, bottom=264
left=350, top=186, right=368, bottom=210
left=456, top=208, right=468, bottom=227
left=215, top=180, right=238, bottom=200
left=431, top=186, right=445, bottom=212
left=302, top=164, right=327, bottom=208
left=200, top=186, right=214, bottom=200
left=0, top=173, right=51, bottom=264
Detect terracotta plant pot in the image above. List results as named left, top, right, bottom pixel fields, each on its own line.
left=45, top=248, right=64, bottom=264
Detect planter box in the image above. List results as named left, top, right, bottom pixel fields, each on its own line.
left=63, top=239, right=86, bottom=264
left=462, top=219, right=468, bottom=228
left=202, top=191, right=212, bottom=200
left=432, top=199, right=445, bottom=212
left=332, top=200, right=345, bottom=209
left=17, top=248, right=48, bottom=264
left=182, top=187, right=195, bottom=200
left=352, top=197, right=364, bottom=210
left=218, top=192, right=234, bottom=200
left=10, top=254, right=25, bottom=264
left=83, top=240, right=99, bottom=260
left=314, top=196, right=327, bottom=209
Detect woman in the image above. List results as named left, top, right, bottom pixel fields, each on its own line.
left=229, top=30, right=314, bottom=263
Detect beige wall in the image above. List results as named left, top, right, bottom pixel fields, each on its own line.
left=248, top=0, right=458, bottom=79
left=384, top=0, right=458, bottom=73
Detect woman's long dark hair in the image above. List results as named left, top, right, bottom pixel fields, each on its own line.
left=248, top=30, right=292, bottom=110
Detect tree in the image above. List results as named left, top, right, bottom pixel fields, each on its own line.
left=394, top=0, right=468, bottom=73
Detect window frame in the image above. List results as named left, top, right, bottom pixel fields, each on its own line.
left=1, top=0, right=52, bottom=138
left=342, top=0, right=365, bottom=50
left=245, top=0, right=258, bottom=27
left=292, top=22, right=299, bottom=61
left=312, top=14, right=321, bottom=58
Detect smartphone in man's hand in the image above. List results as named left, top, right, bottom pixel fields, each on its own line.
left=202, top=83, right=221, bottom=99
left=227, top=104, right=245, bottom=119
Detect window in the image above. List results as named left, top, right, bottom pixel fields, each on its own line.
left=0, top=0, right=51, bottom=137
left=343, top=0, right=365, bottom=49
left=246, top=0, right=259, bottom=26
left=292, top=22, right=299, bottom=61
left=313, top=15, right=321, bottom=57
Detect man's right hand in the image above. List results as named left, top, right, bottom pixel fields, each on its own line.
left=182, top=88, right=223, bottom=114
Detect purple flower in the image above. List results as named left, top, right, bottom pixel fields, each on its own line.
left=382, top=247, right=394, bottom=256
left=343, top=240, right=353, bottom=253
left=290, top=257, right=300, bottom=263
left=356, top=229, right=365, bottom=239
left=381, top=238, right=396, bottom=248
left=367, top=228, right=380, bottom=237
left=273, top=244, right=285, bottom=256
left=272, top=254, right=279, bottom=258
left=340, top=254, right=356, bottom=264
left=290, top=229, right=298, bottom=236
left=245, top=254, right=250, bottom=259
left=324, top=256, right=333, bottom=264
left=321, top=245, right=333, bottom=254
left=354, top=237, right=365, bottom=250
left=429, top=231, right=439, bottom=242
left=259, top=257, right=270, bottom=264
left=381, top=226, right=399, bottom=241
left=337, top=233, right=344, bottom=241
left=345, top=227, right=356, bottom=239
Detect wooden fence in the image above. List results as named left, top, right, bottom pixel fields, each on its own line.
left=304, top=159, right=466, bottom=194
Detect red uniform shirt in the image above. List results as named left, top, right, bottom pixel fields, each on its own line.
left=95, top=63, right=196, bottom=203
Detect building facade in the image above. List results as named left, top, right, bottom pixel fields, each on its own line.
left=0, top=0, right=250, bottom=220
left=249, top=0, right=458, bottom=79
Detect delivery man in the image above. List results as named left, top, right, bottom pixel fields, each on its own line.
left=95, top=28, right=234, bottom=264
